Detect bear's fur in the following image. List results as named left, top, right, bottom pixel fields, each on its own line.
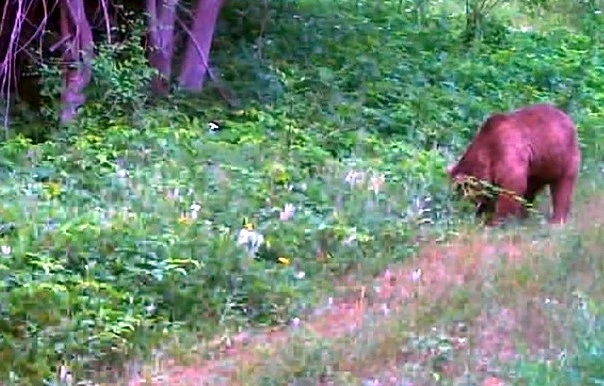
left=447, top=103, right=581, bottom=226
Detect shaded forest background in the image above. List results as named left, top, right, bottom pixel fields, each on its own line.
left=1, top=0, right=599, bottom=134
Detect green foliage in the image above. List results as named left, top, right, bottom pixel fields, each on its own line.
left=1, top=0, right=604, bottom=383
left=513, top=288, right=604, bottom=385
left=514, top=318, right=604, bottom=385
left=520, top=0, right=603, bottom=29
left=0, top=120, right=446, bottom=383
left=24, top=17, right=156, bottom=140
left=81, top=19, right=157, bottom=126
left=213, top=0, right=603, bottom=157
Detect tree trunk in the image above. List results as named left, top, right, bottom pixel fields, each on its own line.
left=59, top=0, right=94, bottom=125
left=177, top=0, right=224, bottom=92
left=146, top=0, right=178, bottom=94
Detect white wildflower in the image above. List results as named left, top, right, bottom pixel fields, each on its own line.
left=167, top=188, right=180, bottom=201
left=84, top=261, right=97, bottom=271
left=368, top=173, right=385, bottom=195
left=190, top=202, right=201, bottom=220
left=294, top=270, right=306, bottom=280
left=145, top=303, right=157, bottom=315
left=343, top=234, right=357, bottom=246
left=411, top=268, right=422, bottom=282
left=236, top=228, right=265, bottom=256
left=343, top=227, right=358, bottom=245
left=279, top=203, right=296, bottom=221
left=116, top=168, right=128, bottom=179
left=1, top=245, right=11, bottom=256
left=344, top=170, right=366, bottom=187
left=362, top=379, right=380, bottom=386
left=57, top=364, right=72, bottom=384
left=381, top=303, right=390, bottom=316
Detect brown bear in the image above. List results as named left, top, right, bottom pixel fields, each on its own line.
left=447, top=103, right=581, bottom=226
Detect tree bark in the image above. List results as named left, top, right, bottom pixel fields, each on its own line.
left=146, top=0, right=178, bottom=94
left=177, top=0, right=224, bottom=92
left=59, top=0, right=94, bottom=125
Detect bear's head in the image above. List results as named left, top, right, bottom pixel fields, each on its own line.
left=446, top=163, right=496, bottom=218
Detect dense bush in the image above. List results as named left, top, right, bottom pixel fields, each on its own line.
left=0, top=0, right=602, bottom=383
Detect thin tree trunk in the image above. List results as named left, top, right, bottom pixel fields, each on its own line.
left=59, top=0, right=94, bottom=124
left=146, top=0, right=178, bottom=94
left=177, top=0, right=224, bottom=92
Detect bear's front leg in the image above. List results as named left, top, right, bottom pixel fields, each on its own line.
left=489, top=172, right=528, bottom=226
left=490, top=194, right=525, bottom=225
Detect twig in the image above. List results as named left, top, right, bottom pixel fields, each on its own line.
left=256, top=0, right=269, bottom=60
left=99, top=0, right=112, bottom=44
left=0, top=0, right=26, bottom=132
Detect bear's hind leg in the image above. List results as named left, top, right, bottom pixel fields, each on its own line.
left=549, top=174, right=577, bottom=225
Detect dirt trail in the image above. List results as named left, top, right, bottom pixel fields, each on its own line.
left=131, top=194, right=603, bottom=386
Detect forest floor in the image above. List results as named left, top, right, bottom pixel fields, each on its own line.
left=129, top=181, right=604, bottom=386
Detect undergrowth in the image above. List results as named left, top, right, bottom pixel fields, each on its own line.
left=0, top=0, right=602, bottom=383
left=240, top=189, right=604, bottom=385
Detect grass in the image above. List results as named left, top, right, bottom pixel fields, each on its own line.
left=224, top=175, right=604, bottom=386
left=0, top=0, right=603, bottom=384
